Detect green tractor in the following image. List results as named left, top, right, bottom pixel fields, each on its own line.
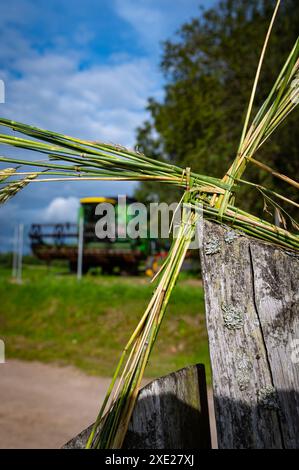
left=30, top=196, right=162, bottom=276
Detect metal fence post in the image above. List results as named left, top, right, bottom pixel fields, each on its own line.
left=12, top=224, right=18, bottom=279
left=77, top=216, right=84, bottom=280
left=16, top=223, right=24, bottom=284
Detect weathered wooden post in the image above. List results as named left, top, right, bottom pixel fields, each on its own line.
left=200, top=220, right=299, bottom=449
left=63, top=364, right=211, bottom=449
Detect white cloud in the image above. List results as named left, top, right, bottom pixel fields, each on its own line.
left=2, top=52, right=161, bottom=147
left=114, top=0, right=201, bottom=50
left=115, top=0, right=164, bottom=45
left=0, top=0, right=164, bottom=147
left=41, top=196, right=80, bottom=222
left=0, top=42, right=157, bottom=249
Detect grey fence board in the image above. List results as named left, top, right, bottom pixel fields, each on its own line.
left=63, top=364, right=211, bottom=449
left=200, top=220, right=299, bottom=449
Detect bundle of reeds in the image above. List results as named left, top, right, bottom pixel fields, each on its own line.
left=0, top=0, right=298, bottom=448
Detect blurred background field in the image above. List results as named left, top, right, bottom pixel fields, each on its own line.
left=0, top=261, right=210, bottom=382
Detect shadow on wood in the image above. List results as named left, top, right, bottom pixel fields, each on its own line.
left=214, top=390, right=299, bottom=449
left=63, top=364, right=211, bottom=449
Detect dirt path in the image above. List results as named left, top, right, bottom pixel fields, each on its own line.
left=0, top=360, right=111, bottom=448
left=0, top=360, right=216, bottom=449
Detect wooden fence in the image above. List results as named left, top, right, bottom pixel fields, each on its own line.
left=64, top=364, right=211, bottom=449
left=64, top=220, right=299, bottom=449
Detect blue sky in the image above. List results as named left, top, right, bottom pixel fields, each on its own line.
left=0, top=0, right=214, bottom=251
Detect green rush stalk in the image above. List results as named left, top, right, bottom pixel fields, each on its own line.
left=0, top=0, right=298, bottom=448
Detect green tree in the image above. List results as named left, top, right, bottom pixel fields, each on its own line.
left=135, top=0, right=299, bottom=218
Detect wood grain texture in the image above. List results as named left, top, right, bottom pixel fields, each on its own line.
left=63, top=364, right=211, bottom=449
left=200, top=220, right=299, bottom=449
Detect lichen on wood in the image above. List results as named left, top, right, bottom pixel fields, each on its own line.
left=222, top=304, right=244, bottom=330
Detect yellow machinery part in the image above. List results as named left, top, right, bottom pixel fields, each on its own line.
left=80, top=197, right=117, bottom=205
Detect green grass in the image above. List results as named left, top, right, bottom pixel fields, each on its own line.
left=0, top=264, right=210, bottom=382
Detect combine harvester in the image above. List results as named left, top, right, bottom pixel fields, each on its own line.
left=29, top=196, right=162, bottom=276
